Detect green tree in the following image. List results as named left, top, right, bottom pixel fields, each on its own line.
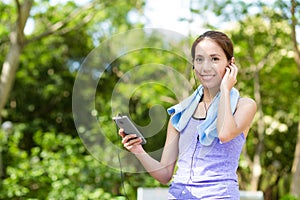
left=289, top=0, right=300, bottom=197
left=0, top=0, right=148, bottom=199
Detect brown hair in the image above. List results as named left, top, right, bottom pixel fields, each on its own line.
left=191, top=31, right=234, bottom=62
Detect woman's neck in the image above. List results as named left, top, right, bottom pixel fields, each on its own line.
left=203, top=87, right=219, bottom=102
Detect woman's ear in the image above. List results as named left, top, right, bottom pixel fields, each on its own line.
left=231, top=57, right=235, bottom=64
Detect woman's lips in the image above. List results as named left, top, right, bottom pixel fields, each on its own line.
left=201, top=74, right=215, bottom=81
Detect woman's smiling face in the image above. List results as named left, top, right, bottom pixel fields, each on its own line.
left=193, top=38, right=229, bottom=89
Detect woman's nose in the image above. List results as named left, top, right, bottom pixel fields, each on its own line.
left=201, top=60, right=213, bottom=71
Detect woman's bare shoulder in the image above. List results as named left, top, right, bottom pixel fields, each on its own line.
left=238, top=97, right=257, bottom=111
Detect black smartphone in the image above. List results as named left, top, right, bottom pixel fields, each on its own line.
left=113, top=115, right=147, bottom=145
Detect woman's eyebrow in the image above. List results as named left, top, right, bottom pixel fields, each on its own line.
left=195, top=53, right=221, bottom=57
left=210, top=53, right=221, bottom=57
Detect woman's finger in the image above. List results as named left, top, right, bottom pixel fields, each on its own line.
left=228, top=64, right=238, bottom=78
left=122, top=133, right=137, bottom=143
left=118, top=128, right=126, bottom=137
left=231, top=64, right=238, bottom=79
left=124, top=136, right=142, bottom=147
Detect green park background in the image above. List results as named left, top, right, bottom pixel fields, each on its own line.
left=1, top=0, right=300, bottom=199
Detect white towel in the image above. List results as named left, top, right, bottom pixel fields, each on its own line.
left=167, top=85, right=239, bottom=146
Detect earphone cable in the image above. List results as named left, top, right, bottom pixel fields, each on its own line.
left=192, top=68, right=202, bottom=100
left=115, top=122, right=130, bottom=200
left=192, top=67, right=199, bottom=90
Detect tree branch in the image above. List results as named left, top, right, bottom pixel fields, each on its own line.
left=239, top=44, right=275, bottom=75
left=13, top=0, right=33, bottom=46
left=14, top=0, right=21, bottom=11
left=291, top=0, right=300, bottom=72
left=25, top=2, right=96, bottom=45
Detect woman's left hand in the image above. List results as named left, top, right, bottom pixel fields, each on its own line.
left=221, top=58, right=238, bottom=91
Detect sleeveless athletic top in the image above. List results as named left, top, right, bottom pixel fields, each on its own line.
left=168, top=117, right=245, bottom=199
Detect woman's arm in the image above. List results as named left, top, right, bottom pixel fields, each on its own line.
left=217, top=64, right=257, bottom=143
left=119, top=119, right=179, bottom=184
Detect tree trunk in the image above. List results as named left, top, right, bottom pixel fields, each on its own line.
left=290, top=0, right=300, bottom=196
left=250, top=70, right=264, bottom=191
left=0, top=0, right=32, bottom=179
left=290, top=105, right=300, bottom=197
left=0, top=0, right=32, bottom=122
left=0, top=30, right=22, bottom=178
left=0, top=33, right=22, bottom=120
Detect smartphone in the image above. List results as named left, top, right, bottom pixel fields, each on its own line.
left=113, top=115, right=147, bottom=145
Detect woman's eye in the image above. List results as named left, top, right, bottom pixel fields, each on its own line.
left=211, top=57, right=219, bottom=62
left=195, top=58, right=203, bottom=63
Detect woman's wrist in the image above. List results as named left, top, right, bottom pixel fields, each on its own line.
left=220, top=86, right=231, bottom=94
left=131, top=145, right=146, bottom=155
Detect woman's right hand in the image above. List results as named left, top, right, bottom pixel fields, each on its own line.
left=220, top=57, right=238, bottom=92
left=119, top=128, right=144, bottom=153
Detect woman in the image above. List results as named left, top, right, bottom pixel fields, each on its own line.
left=119, top=30, right=257, bottom=199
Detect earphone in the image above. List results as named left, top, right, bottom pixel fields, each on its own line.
left=192, top=65, right=199, bottom=91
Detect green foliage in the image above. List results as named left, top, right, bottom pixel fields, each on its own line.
left=231, top=10, right=299, bottom=195
left=280, top=194, right=300, bottom=200
left=0, top=0, right=154, bottom=199
left=0, top=126, right=116, bottom=199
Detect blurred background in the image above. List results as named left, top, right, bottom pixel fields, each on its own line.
left=0, top=0, right=300, bottom=199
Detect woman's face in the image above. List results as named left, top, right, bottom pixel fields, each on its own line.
left=193, top=38, right=229, bottom=90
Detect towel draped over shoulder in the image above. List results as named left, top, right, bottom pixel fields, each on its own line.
left=167, top=85, right=240, bottom=146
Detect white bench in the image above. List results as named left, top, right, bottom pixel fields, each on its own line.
left=137, top=187, right=264, bottom=200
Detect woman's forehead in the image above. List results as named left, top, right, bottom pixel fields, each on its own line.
left=195, top=39, right=225, bottom=56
